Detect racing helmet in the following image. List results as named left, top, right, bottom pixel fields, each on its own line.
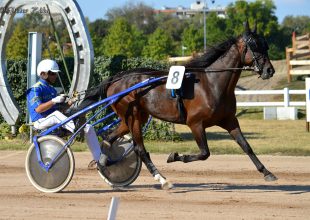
left=37, top=59, right=60, bottom=77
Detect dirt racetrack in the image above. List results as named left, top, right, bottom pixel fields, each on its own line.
left=0, top=151, right=309, bottom=220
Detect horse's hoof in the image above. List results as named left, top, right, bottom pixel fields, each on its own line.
left=167, top=152, right=178, bottom=163
left=264, top=173, right=278, bottom=181
left=162, top=181, right=174, bottom=190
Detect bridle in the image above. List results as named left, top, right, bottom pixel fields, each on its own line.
left=241, top=34, right=268, bottom=73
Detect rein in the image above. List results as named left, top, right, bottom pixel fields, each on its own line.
left=186, top=66, right=256, bottom=72
left=71, top=71, right=167, bottom=98
left=72, top=65, right=257, bottom=99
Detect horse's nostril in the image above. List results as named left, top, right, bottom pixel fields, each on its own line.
left=267, top=67, right=274, bottom=75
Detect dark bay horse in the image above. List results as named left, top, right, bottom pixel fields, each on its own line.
left=82, top=21, right=277, bottom=188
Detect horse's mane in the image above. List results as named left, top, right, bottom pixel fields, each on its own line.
left=185, top=37, right=237, bottom=68
left=84, top=37, right=237, bottom=100
left=105, top=37, right=237, bottom=80
left=79, top=37, right=238, bottom=107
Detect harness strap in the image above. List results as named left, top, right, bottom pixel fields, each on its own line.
left=176, top=94, right=186, bottom=123
left=170, top=87, right=186, bottom=123
left=171, top=89, right=176, bottom=98
left=241, top=43, right=247, bottom=64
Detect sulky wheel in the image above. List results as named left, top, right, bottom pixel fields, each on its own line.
left=25, top=135, right=75, bottom=193
left=98, top=135, right=142, bottom=187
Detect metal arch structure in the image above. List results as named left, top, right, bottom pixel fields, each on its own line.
left=0, top=0, right=94, bottom=125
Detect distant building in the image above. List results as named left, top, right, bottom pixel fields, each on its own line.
left=154, top=1, right=226, bottom=19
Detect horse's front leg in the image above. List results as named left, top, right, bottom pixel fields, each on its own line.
left=221, top=117, right=277, bottom=181
left=129, top=114, right=174, bottom=189
left=167, top=122, right=210, bottom=163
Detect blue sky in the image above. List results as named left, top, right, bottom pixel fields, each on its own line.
left=76, top=0, right=310, bottom=23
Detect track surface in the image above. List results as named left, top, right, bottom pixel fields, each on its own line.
left=0, top=151, right=309, bottom=219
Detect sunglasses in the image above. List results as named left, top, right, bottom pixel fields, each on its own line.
left=48, top=71, right=58, bottom=76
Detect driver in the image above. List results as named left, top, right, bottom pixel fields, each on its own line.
left=26, top=59, right=106, bottom=167
left=27, top=59, right=75, bottom=133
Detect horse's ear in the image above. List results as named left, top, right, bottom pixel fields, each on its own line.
left=243, top=20, right=250, bottom=34
left=252, top=20, right=257, bottom=34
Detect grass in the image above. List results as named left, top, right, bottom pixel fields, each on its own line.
left=143, top=119, right=310, bottom=156
left=236, top=107, right=306, bottom=120
left=1, top=119, right=310, bottom=156
left=144, top=119, right=310, bottom=156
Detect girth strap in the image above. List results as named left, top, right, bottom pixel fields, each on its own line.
left=175, top=91, right=186, bottom=123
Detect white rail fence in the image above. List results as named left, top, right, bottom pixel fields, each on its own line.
left=235, top=85, right=310, bottom=131
left=235, top=88, right=306, bottom=107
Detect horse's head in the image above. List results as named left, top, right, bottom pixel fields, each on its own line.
left=238, top=20, right=275, bottom=80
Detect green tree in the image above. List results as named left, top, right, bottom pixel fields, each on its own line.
left=88, top=19, right=111, bottom=56
left=225, top=0, right=277, bottom=37
left=181, top=24, right=203, bottom=55
left=155, top=13, right=190, bottom=42
left=142, top=28, right=174, bottom=60
left=155, top=13, right=192, bottom=56
left=6, top=22, right=28, bottom=59
left=281, top=16, right=310, bottom=35
left=102, top=18, right=144, bottom=57
left=225, top=0, right=284, bottom=59
left=206, top=12, right=228, bottom=45
left=225, top=0, right=250, bottom=36
left=106, top=2, right=157, bottom=35
left=19, top=13, right=46, bottom=30
left=6, top=13, right=74, bottom=59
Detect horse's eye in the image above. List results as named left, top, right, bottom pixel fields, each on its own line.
left=248, top=39, right=258, bottom=49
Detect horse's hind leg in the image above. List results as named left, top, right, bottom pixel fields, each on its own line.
left=104, top=109, right=149, bottom=145
left=221, top=117, right=277, bottom=181
left=167, top=122, right=210, bottom=163
left=104, top=120, right=130, bottom=146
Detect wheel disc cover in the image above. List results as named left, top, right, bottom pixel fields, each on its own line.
left=101, top=137, right=140, bottom=184
left=28, top=139, right=71, bottom=189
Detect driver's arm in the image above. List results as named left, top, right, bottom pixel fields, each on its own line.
left=35, top=100, right=55, bottom=113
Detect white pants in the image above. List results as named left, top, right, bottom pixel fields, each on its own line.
left=33, top=110, right=75, bottom=133
left=33, top=111, right=101, bottom=161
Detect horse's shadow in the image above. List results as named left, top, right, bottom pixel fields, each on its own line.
left=62, top=188, right=134, bottom=194
left=62, top=183, right=310, bottom=195
left=170, top=183, right=310, bottom=195
left=217, top=184, right=310, bottom=195
left=181, top=132, right=262, bottom=141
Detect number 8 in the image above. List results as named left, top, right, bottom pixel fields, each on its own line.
left=171, top=71, right=180, bottom=84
